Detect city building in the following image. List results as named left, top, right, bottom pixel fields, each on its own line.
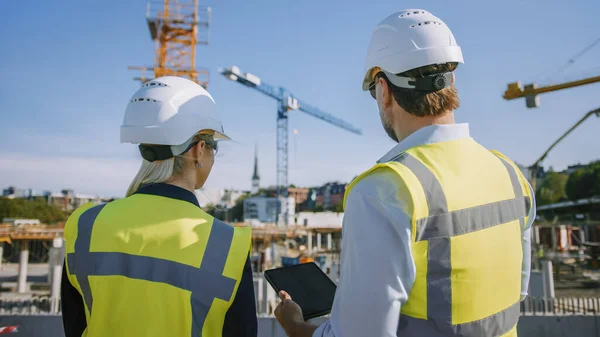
left=195, top=188, right=247, bottom=209
left=243, top=196, right=295, bottom=225
left=47, top=190, right=106, bottom=212
left=2, top=218, right=41, bottom=226
left=2, top=186, right=109, bottom=212
left=563, top=163, right=587, bottom=175
left=315, top=182, right=347, bottom=209
left=517, top=164, right=532, bottom=183
left=288, top=187, right=309, bottom=211
left=244, top=197, right=279, bottom=223
left=295, top=211, right=343, bottom=228
left=303, top=188, right=318, bottom=210
left=2, top=187, right=51, bottom=199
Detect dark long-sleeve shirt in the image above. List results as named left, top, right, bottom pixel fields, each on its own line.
left=61, top=183, right=257, bottom=337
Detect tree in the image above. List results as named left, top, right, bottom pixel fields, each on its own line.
left=203, top=204, right=216, bottom=216
left=257, top=188, right=276, bottom=198
left=229, top=194, right=250, bottom=222
left=0, top=198, right=68, bottom=224
left=566, top=161, right=600, bottom=200
left=536, top=172, right=568, bottom=206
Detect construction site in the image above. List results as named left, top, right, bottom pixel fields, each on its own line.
left=0, top=1, right=599, bottom=336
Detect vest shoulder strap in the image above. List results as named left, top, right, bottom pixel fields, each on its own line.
left=490, top=149, right=534, bottom=230
left=343, top=156, right=425, bottom=242
left=343, top=163, right=398, bottom=209
left=64, top=202, right=104, bottom=256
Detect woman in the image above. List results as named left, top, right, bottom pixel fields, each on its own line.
left=61, top=76, right=257, bottom=337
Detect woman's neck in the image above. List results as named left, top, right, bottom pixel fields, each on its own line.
left=168, top=176, right=196, bottom=193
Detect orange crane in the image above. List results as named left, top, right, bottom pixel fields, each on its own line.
left=503, top=71, right=600, bottom=187
left=129, top=0, right=211, bottom=88
left=504, top=37, right=600, bottom=108
left=503, top=75, right=600, bottom=108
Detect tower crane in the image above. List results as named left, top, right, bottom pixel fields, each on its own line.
left=503, top=37, right=600, bottom=108
left=129, top=0, right=211, bottom=87
left=220, top=66, right=362, bottom=225
left=503, top=75, right=600, bottom=108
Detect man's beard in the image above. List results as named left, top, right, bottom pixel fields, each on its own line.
left=380, top=108, right=398, bottom=142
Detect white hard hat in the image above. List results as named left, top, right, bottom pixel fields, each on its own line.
left=362, top=9, right=464, bottom=91
left=120, top=76, right=230, bottom=161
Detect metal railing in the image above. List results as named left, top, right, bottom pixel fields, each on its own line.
left=0, top=295, right=599, bottom=316
left=0, top=296, right=60, bottom=315
left=521, top=297, right=600, bottom=315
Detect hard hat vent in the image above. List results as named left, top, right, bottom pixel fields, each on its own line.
left=400, top=10, right=429, bottom=18
left=410, top=21, right=443, bottom=28
left=142, top=81, right=169, bottom=88
left=130, top=98, right=159, bottom=103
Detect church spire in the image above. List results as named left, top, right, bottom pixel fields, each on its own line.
left=251, top=143, right=260, bottom=194
left=252, top=143, right=260, bottom=180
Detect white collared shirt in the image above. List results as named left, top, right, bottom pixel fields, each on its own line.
left=313, top=123, right=535, bottom=337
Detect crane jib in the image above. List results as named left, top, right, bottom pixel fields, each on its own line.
left=220, top=65, right=362, bottom=224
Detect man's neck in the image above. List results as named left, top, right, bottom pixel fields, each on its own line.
left=395, top=111, right=455, bottom=143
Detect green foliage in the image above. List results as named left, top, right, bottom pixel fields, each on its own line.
left=203, top=204, right=216, bottom=216
left=229, top=194, right=250, bottom=222
left=566, top=161, right=600, bottom=200
left=536, top=172, right=568, bottom=205
left=312, top=204, right=324, bottom=212
left=0, top=197, right=69, bottom=224
left=256, top=188, right=276, bottom=197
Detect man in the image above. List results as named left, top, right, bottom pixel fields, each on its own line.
left=275, top=9, right=535, bottom=337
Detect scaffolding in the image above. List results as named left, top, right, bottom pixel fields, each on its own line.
left=130, top=0, right=211, bottom=87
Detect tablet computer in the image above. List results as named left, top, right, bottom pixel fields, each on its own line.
left=264, top=262, right=337, bottom=320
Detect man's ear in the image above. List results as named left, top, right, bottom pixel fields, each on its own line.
left=379, top=77, right=392, bottom=106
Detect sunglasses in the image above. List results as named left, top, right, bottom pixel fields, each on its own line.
left=191, top=137, right=219, bottom=155
left=205, top=138, right=218, bottom=155
left=368, top=81, right=377, bottom=100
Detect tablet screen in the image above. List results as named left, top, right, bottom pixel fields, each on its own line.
left=264, top=262, right=337, bottom=320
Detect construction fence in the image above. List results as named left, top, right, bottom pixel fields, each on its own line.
left=521, top=296, right=600, bottom=316
left=1, top=295, right=598, bottom=317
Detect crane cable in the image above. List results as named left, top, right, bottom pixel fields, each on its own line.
left=534, top=37, right=600, bottom=84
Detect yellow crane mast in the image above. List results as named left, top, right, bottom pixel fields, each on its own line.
left=130, top=0, right=211, bottom=88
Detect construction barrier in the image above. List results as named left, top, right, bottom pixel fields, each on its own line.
left=0, top=297, right=600, bottom=336
left=0, top=316, right=597, bottom=337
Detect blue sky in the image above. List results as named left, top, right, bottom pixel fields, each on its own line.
left=1, top=0, right=599, bottom=198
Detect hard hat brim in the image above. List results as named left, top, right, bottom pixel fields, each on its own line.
left=213, top=130, right=232, bottom=142
left=362, top=46, right=464, bottom=91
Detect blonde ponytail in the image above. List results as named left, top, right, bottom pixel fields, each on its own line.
left=125, top=133, right=214, bottom=197
left=126, top=156, right=187, bottom=197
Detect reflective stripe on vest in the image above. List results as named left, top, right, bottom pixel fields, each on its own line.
left=395, top=153, right=529, bottom=337
left=67, top=204, right=238, bottom=337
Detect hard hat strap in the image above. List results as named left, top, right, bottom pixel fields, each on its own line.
left=139, top=144, right=174, bottom=162
left=139, top=140, right=199, bottom=162
left=381, top=70, right=454, bottom=92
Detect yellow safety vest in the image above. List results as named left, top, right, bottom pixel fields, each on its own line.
left=344, top=138, right=532, bottom=337
left=64, top=192, right=252, bottom=337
